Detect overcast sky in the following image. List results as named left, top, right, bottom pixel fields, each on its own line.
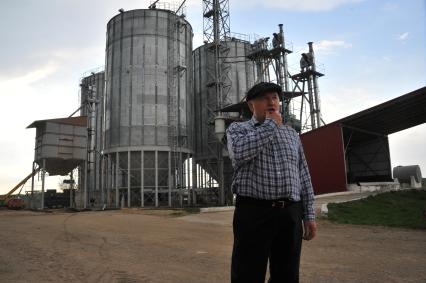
left=0, top=0, right=425, bottom=195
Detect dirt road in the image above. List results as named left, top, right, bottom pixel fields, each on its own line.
left=0, top=209, right=425, bottom=283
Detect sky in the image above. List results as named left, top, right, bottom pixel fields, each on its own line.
left=0, top=0, right=425, bottom=195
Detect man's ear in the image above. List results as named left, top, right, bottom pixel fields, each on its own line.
left=247, top=101, right=254, bottom=113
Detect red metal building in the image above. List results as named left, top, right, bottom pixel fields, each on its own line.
left=300, top=86, right=426, bottom=194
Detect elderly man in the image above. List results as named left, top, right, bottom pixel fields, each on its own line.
left=226, top=82, right=316, bottom=283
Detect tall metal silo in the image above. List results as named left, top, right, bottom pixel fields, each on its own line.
left=193, top=38, right=256, bottom=204
left=103, top=9, right=193, bottom=208
left=80, top=71, right=105, bottom=206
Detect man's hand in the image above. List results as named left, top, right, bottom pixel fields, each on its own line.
left=265, top=110, right=282, bottom=126
left=303, top=220, right=317, bottom=241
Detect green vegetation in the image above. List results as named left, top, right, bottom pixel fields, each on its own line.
left=170, top=207, right=201, bottom=217
left=327, top=189, right=426, bottom=230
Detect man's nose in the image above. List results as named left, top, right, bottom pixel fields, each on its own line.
left=267, top=98, right=276, bottom=104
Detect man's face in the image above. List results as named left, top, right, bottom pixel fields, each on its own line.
left=248, top=91, right=280, bottom=121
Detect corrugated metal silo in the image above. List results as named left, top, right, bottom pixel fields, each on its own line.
left=193, top=38, right=256, bottom=203
left=103, top=9, right=193, bottom=207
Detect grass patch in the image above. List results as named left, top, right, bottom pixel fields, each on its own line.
left=327, top=189, right=426, bottom=230
left=170, top=207, right=201, bottom=217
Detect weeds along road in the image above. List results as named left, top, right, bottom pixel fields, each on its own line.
left=0, top=209, right=425, bottom=283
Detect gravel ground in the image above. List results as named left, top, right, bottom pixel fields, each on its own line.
left=0, top=209, right=425, bottom=283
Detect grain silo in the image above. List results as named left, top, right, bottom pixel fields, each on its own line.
left=80, top=71, right=105, bottom=204
left=193, top=38, right=256, bottom=204
left=103, top=9, right=193, bottom=207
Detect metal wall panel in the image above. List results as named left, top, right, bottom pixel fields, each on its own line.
left=300, top=122, right=347, bottom=194
left=104, top=9, right=193, bottom=150
left=34, top=121, right=86, bottom=176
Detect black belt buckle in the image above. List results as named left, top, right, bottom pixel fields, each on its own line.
left=272, top=200, right=286, bottom=208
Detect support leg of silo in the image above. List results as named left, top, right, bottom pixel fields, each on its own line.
left=115, top=152, right=119, bottom=208
left=106, top=156, right=111, bottom=207
left=200, top=167, right=203, bottom=189
left=41, top=159, right=46, bottom=210
left=155, top=150, right=158, bottom=207
left=197, top=164, right=201, bottom=190
left=218, top=146, right=225, bottom=206
left=179, top=151, right=183, bottom=207
left=141, top=151, right=145, bottom=208
left=100, top=156, right=104, bottom=208
left=30, top=161, right=35, bottom=210
left=192, top=159, right=197, bottom=205
left=70, top=170, right=74, bottom=208
left=83, top=160, right=88, bottom=209
left=168, top=151, right=172, bottom=207
left=127, top=151, right=131, bottom=208
left=186, top=155, right=191, bottom=206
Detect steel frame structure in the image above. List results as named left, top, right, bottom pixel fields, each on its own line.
left=198, top=0, right=232, bottom=205
left=289, top=42, right=325, bottom=132
left=246, top=30, right=325, bottom=133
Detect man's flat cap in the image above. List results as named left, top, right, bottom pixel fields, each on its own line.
left=246, top=82, right=282, bottom=101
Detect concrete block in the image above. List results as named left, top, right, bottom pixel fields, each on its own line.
left=320, top=204, right=328, bottom=214
left=410, top=176, right=422, bottom=188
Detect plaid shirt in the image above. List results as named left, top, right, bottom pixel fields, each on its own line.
left=226, top=116, right=315, bottom=221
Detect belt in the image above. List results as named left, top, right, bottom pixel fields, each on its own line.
left=236, top=195, right=300, bottom=208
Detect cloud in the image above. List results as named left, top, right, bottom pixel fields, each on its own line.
left=233, top=0, right=364, bottom=12
left=314, top=40, right=353, bottom=54
left=0, top=61, right=58, bottom=87
left=396, top=32, right=409, bottom=41
left=320, top=87, right=384, bottom=122
left=290, top=40, right=352, bottom=60
left=0, top=46, right=104, bottom=195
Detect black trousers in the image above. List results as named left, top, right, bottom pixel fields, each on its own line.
left=231, top=196, right=303, bottom=283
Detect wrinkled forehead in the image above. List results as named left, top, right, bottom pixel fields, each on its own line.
left=254, top=91, right=280, bottom=100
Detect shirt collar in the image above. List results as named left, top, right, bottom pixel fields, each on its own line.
left=250, top=115, right=262, bottom=126
left=250, top=115, right=282, bottom=129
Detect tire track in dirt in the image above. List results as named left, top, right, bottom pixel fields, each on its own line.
left=50, top=213, right=89, bottom=283
left=58, top=213, right=149, bottom=283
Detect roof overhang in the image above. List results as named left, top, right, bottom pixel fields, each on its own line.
left=337, top=86, right=426, bottom=135
left=27, top=116, right=88, bottom=129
